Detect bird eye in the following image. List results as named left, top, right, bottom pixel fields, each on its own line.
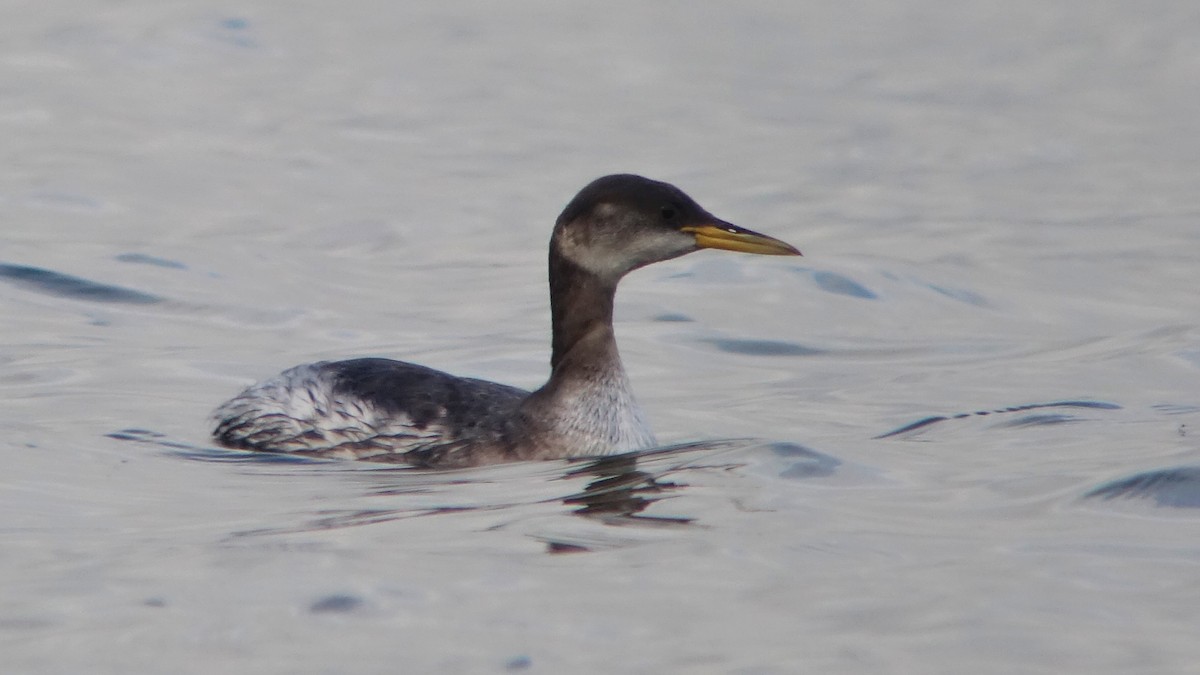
left=660, top=206, right=677, bottom=221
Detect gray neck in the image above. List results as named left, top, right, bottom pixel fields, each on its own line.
left=508, top=242, right=655, bottom=457
left=548, top=244, right=618, bottom=373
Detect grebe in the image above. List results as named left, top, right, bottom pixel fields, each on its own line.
left=212, top=174, right=800, bottom=468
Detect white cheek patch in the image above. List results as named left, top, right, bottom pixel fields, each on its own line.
left=556, top=217, right=626, bottom=279
left=557, top=208, right=694, bottom=280
left=623, top=228, right=694, bottom=267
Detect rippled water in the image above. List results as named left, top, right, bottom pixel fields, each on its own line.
left=3, top=2, right=1200, bottom=673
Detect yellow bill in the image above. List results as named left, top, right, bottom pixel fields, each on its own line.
left=682, top=223, right=802, bottom=256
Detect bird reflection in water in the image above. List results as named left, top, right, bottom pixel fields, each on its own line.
left=561, top=452, right=689, bottom=520
left=108, top=429, right=746, bottom=549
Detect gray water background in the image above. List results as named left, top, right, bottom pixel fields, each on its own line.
left=3, top=1, right=1199, bottom=673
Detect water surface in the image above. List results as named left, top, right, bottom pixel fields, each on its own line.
left=2, top=2, right=1199, bottom=673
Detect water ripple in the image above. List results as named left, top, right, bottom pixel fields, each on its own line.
left=876, top=400, right=1122, bottom=439
left=1084, top=466, right=1200, bottom=509
left=811, top=270, right=877, bottom=299
left=701, top=338, right=824, bottom=357
left=115, top=253, right=188, bottom=270
left=106, top=430, right=841, bottom=552
left=0, top=263, right=162, bottom=305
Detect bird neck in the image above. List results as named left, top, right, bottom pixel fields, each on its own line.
left=506, top=242, right=655, bottom=458
left=547, top=245, right=619, bottom=373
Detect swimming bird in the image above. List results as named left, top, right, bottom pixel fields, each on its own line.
left=212, top=174, right=800, bottom=468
